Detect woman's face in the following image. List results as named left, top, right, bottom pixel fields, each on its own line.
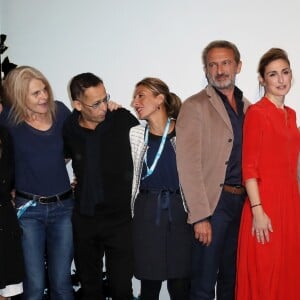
left=132, top=85, right=163, bottom=120
left=260, top=58, right=292, bottom=98
left=26, top=78, right=49, bottom=115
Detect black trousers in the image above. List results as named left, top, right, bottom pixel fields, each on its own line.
left=140, top=278, right=190, bottom=300
left=190, top=190, right=245, bottom=300
left=72, top=211, right=133, bottom=300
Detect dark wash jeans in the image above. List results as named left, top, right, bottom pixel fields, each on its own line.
left=190, top=190, right=245, bottom=300
left=15, top=196, right=74, bottom=300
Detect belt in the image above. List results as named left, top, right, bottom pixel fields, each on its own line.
left=16, top=189, right=73, bottom=204
left=139, top=189, right=179, bottom=225
left=223, top=184, right=245, bottom=195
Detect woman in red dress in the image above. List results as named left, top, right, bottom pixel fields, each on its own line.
left=236, top=48, right=300, bottom=300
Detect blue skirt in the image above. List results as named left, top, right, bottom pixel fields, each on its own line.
left=133, top=189, right=192, bottom=280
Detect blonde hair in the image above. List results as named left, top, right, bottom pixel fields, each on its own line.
left=3, top=66, right=56, bottom=125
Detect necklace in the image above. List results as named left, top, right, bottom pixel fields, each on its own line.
left=142, top=117, right=171, bottom=180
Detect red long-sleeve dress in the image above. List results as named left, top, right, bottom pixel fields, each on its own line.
left=236, top=97, right=300, bottom=300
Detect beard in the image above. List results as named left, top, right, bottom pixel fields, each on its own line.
left=207, top=73, right=236, bottom=90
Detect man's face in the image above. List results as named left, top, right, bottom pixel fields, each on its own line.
left=74, top=83, right=108, bottom=129
left=205, top=47, right=242, bottom=91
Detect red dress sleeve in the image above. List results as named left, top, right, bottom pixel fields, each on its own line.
left=242, top=105, right=264, bottom=182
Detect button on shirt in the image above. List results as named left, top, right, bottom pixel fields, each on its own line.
left=215, top=87, right=245, bottom=186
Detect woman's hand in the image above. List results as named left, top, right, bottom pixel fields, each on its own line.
left=251, top=209, right=273, bottom=244
left=245, top=178, right=273, bottom=244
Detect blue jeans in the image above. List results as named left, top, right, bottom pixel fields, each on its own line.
left=15, top=196, right=74, bottom=300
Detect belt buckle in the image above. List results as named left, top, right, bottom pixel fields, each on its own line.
left=233, top=185, right=243, bottom=195
left=38, top=196, right=49, bottom=204
left=232, top=186, right=241, bottom=194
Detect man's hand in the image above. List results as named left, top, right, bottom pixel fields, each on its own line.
left=108, top=100, right=122, bottom=111
left=194, top=220, right=212, bottom=246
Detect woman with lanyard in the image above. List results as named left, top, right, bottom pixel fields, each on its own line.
left=130, top=77, right=192, bottom=300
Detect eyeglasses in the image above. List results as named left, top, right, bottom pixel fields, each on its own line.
left=80, top=94, right=110, bottom=109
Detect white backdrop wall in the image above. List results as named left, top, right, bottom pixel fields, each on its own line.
left=1, top=0, right=300, bottom=116
left=1, top=1, right=300, bottom=299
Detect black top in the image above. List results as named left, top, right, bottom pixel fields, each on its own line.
left=63, top=108, right=139, bottom=221
left=0, top=125, right=14, bottom=203
left=215, top=87, right=245, bottom=186
left=0, top=125, right=24, bottom=289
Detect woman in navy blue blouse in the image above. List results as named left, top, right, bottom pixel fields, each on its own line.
left=130, top=77, right=192, bottom=300
left=1, top=66, right=74, bottom=300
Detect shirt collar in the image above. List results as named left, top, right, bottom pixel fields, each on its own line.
left=213, top=86, right=244, bottom=114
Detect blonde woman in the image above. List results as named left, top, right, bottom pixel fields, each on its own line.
left=1, top=66, right=74, bottom=300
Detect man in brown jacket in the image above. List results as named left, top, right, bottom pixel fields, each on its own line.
left=176, top=40, right=250, bottom=300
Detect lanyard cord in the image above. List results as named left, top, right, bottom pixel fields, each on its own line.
left=142, top=118, right=171, bottom=180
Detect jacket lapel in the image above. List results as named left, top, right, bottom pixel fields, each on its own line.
left=206, top=86, right=233, bottom=133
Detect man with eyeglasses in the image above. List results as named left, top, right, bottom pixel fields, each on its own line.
left=63, top=72, right=139, bottom=300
